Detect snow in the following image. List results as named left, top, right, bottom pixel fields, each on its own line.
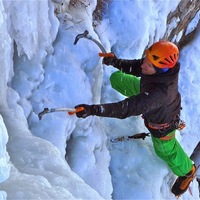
left=0, top=0, right=199, bottom=199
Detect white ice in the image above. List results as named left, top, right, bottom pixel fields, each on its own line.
left=0, top=0, right=199, bottom=199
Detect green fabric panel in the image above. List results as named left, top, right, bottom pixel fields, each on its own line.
left=110, top=71, right=140, bottom=97
left=151, top=131, right=193, bottom=176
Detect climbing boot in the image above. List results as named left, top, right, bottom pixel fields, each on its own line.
left=171, top=165, right=196, bottom=197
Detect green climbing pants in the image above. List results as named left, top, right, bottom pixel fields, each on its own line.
left=110, top=71, right=193, bottom=176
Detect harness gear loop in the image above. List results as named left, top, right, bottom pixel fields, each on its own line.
left=147, top=115, right=186, bottom=133
left=148, top=122, right=170, bottom=131
left=160, top=132, right=175, bottom=141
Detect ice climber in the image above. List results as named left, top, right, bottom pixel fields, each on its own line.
left=74, top=41, right=196, bottom=197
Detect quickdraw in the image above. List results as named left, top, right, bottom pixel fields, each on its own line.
left=110, top=132, right=150, bottom=143
left=176, top=120, right=186, bottom=131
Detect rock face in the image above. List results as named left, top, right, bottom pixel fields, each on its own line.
left=163, top=0, right=200, bottom=50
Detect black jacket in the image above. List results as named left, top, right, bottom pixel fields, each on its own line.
left=92, top=58, right=181, bottom=138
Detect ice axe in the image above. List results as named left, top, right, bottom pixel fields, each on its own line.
left=38, top=107, right=84, bottom=120
left=74, top=30, right=114, bottom=58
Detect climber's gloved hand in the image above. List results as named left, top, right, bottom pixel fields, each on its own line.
left=101, top=53, right=118, bottom=66
left=75, top=104, right=97, bottom=118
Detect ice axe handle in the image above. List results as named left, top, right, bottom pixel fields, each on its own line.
left=99, top=53, right=115, bottom=58
left=68, top=107, right=85, bottom=115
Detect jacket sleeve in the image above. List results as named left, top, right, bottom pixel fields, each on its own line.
left=91, top=88, right=167, bottom=119
left=113, top=58, right=143, bottom=76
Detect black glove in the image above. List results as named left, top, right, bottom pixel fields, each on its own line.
left=75, top=104, right=96, bottom=118
left=102, top=53, right=118, bottom=66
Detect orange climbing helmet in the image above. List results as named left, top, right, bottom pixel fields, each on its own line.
left=145, top=41, right=179, bottom=68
